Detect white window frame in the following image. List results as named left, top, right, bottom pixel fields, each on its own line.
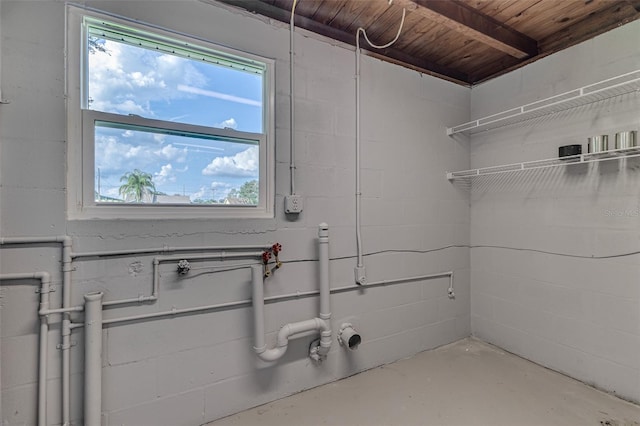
left=66, top=6, right=275, bottom=220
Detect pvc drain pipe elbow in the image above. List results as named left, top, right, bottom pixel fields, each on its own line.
left=251, top=224, right=333, bottom=363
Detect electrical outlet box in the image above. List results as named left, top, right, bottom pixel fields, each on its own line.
left=355, top=266, right=366, bottom=285
left=284, top=194, right=303, bottom=214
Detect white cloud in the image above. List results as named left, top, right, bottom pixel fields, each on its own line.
left=154, top=164, right=176, bottom=185
left=155, top=144, right=188, bottom=163
left=190, top=186, right=208, bottom=201
left=153, top=134, right=167, bottom=143
left=211, top=181, right=232, bottom=190
left=216, top=118, right=238, bottom=130
left=210, top=181, right=234, bottom=199
left=88, top=40, right=207, bottom=118
left=202, top=146, right=258, bottom=177
left=95, top=134, right=188, bottom=172
left=104, top=187, right=121, bottom=198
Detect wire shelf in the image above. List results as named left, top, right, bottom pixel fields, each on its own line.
left=447, top=70, right=640, bottom=136
left=447, top=146, right=640, bottom=181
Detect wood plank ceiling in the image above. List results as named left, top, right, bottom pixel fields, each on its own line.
left=212, top=0, right=640, bottom=85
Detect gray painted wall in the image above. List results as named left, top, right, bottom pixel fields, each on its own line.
left=0, top=1, right=470, bottom=424
left=469, top=21, right=640, bottom=404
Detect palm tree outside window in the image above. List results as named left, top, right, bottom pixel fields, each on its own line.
left=119, top=169, right=156, bottom=203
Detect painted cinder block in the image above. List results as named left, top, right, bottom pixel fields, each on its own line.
left=106, top=388, right=205, bottom=426
left=102, top=358, right=158, bottom=411
left=469, top=18, right=640, bottom=403
left=1, top=0, right=472, bottom=422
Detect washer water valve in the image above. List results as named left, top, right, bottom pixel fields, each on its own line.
left=271, top=243, right=283, bottom=268
left=262, top=251, right=272, bottom=277
left=262, top=243, right=284, bottom=278
left=176, top=259, right=191, bottom=275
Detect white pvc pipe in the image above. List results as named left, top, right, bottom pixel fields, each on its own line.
left=96, top=271, right=454, bottom=328
left=40, top=306, right=84, bottom=315
left=338, top=324, right=361, bottom=350
left=251, top=265, right=330, bottom=362
left=37, top=273, right=51, bottom=426
left=1, top=236, right=271, bottom=425
left=251, top=264, right=268, bottom=355
left=1, top=236, right=75, bottom=426
left=102, top=298, right=250, bottom=325
left=318, top=223, right=330, bottom=320
left=102, top=251, right=264, bottom=307
left=70, top=244, right=272, bottom=259
left=316, top=223, right=332, bottom=357
left=61, top=237, right=73, bottom=426
left=0, top=236, right=69, bottom=244
left=332, top=271, right=454, bottom=293
left=0, top=272, right=52, bottom=426
left=251, top=224, right=332, bottom=362
left=83, top=292, right=103, bottom=426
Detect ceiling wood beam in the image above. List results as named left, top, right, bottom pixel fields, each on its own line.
left=211, top=0, right=470, bottom=84
left=395, top=0, right=538, bottom=59
left=626, top=0, right=640, bottom=13
left=539, top=1, right=640, bottom=54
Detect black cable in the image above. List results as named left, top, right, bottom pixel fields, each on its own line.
left=282, top=244, right=640, bottom=264
left=465, top=245, right=640, bottom=259
left=164, top=244, right=640, bottom=277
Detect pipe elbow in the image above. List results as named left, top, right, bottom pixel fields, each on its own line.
left=254, top=342, right=287, bottom=362
left=256, top=346, right=287, bottom=362
left=277, top=325, right=293, bottom=347
left=34, top=271, right=51, bottom=284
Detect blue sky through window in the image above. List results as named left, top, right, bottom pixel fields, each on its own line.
left=88, top=35, right=263, bottom=204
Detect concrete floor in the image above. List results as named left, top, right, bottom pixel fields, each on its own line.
left=208, top=338, right=640, bottom=426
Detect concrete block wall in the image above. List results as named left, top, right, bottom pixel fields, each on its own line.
left=0, top=1, right=470, bottom=425
left=469, top=20, right=640, bottom=403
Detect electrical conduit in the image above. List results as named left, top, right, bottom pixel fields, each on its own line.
left=354, top=7, right=406, bottom=285
left=252, top=223, right=332, bottom=362
left=289, top=0, right=299, bottom=196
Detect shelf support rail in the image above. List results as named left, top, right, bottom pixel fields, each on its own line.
left=447, top=69, right=640, bottom=136
left=447, top=146, right=640, bottom=181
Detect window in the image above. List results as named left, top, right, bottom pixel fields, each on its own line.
left=67, top=7, right=274, bottom=219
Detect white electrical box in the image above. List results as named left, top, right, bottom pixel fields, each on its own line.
left=284, top=194, right=303, bottom=214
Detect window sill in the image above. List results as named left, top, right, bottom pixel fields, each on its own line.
left=68, top=204, right=274, bottom=220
